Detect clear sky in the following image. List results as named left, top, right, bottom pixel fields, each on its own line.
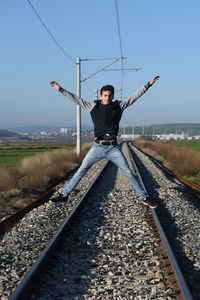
left=1, top=0, right=200, bottom=129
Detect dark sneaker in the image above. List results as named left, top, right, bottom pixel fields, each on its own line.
left=142, top=197, right=158, bottom=208
left=51, top=193, right=68, bottom=203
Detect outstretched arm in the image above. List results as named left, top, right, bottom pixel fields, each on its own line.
left=120, top=75, right=160, bottom=110
left=50, top=81, right=94, bottom=111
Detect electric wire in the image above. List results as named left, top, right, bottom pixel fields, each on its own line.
left=26, top=1, right=122, bottom=98
left=114, top=0, right=125, bottom=100
left=26, top=0, right=96, bottom=96
left=115, top=0, right=124, bottom=62
left=26, top=0, right=120, bottom=94
left=81, top=58, right=120, bottom=82
left=114, top=0, right=139, bottom=134
left=82, top=57, right=121, bottom=61
left=26, top=0, right=76, bottom=64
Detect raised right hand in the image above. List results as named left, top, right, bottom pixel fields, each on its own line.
left=50, top=81, right=60, bottom=91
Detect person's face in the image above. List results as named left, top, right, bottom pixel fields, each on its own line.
left=101, top=90, right=114, bottom=105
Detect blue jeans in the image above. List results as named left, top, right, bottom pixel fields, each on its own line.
left=62, top=143, right=147, bottom=199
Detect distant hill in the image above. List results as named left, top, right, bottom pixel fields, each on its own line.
left=8, top=125, right=65, bottom=133
left=0, top=129, right=21, bottom=138
left=119, top=123, right=200, bottom=136
left=144, top=123, right=200, bottom=135
left=3, top=123, right=200, bottom=136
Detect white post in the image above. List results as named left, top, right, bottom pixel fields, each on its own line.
left=76, top=57, right=81, bottom=155
left=95, top=89, right=99, bottom=100
left=123, top=122, right=126, bottom=141
left=132, top=123, right=135, bottom=140
left=142, top=125, right=144, bottom=136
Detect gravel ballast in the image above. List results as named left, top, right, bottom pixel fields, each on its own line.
left=0, top=143, right=199, bottom=299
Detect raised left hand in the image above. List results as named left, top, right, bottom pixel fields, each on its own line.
left=149, top=75, right=160, bottom=86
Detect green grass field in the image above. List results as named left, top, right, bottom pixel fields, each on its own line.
left=168, top=140, right=200, bottom=152
left=134, top=139, right=200, bottom=185
left=158, top=141, right=200, bottom=184
left=0, top=144, right=75, bottom=167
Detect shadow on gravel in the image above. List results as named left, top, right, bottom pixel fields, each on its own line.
left=173, top=184, right=200, bottom=211
left=131, top=147, right=200, bottom=299
left=27, top=161, right=119, bottom=300
left=129, top=146, right=162, bottom=204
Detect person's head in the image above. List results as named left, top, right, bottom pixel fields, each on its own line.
left=100, top=85, right=114, bottom=105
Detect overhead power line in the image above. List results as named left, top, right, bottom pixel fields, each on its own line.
left=114, top=0, right=125, bottom=99
left=26, top=0, right=123, bottom=95
left=114, top=0, right=124, bottom=62
left=103, top=67, right=141, bottom=72
left=81, top=57, right=120, bottom=82
left=26, top=0, right=76, bottom=64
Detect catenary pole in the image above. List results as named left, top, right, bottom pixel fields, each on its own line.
left=95, top=89, right=99, bottom=100
left=132, top=123, right=135, bottom=140
left=76, top=57, right=81, bottom=155
left=76, top=56, right=122, bottom=155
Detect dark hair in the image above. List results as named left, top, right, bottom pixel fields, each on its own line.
left=100, top=85, right=114, bottom=95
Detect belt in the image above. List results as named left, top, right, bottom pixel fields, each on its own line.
left=95, top=140, right=117, bottom=146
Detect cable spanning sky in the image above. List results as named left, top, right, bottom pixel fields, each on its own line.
left=0, top=0, right=200, bottom=129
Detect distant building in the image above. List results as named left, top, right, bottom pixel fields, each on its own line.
left=60, top=128, right=68, bottom=134
left=154, top=132, right=189, bottom=141
left=40, top=131, right=47, bottom=136
left=120, top=134, right=141, bottom=140
left=194, top=135, right=200, bottom=140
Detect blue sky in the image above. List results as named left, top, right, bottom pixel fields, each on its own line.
left=1, top=0, right=200, bottom=129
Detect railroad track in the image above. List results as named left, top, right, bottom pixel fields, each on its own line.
left=128, top=142, right=200, bottom=299
left=0, top=166, right=80, bottom=234
left=177, top=177, right=200, bottom=195
left=0, top=158, right=108, bottom=299
left=132, top=144, right=200, bottom=195
left=0, top=142, right=196, bottom=299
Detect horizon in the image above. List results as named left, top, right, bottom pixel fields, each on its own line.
left=1, top=122, right=200, bottom=132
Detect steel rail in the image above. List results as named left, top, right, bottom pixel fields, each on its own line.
left=0, top=166, right=79, bottom=235
left=151, top=209, right=193, bottom=300
left=127, top=142, right=193, bottom=300
left=133, top=144, right=200, bottom=194
left=177, top=177, right=200, bottom=193
left=9, top=159, right=109, bottom=300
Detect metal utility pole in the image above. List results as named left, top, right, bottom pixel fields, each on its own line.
left=76, top=57, right=81, bottom=156
left=95, top=89, right=99, bottom=100
left=142, top=125, right=144, bottom=136
left=132, top=123, right=135, bottom=140
left=123, top=122, right=126, bottom=141
left=75, top=56, right=122, bottom=155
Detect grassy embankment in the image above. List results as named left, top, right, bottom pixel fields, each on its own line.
left=133, top=139, right=200, bottom=184
left=0, top=143, right=90, bottom=210
left=0, top=145, right=75, bottom=167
